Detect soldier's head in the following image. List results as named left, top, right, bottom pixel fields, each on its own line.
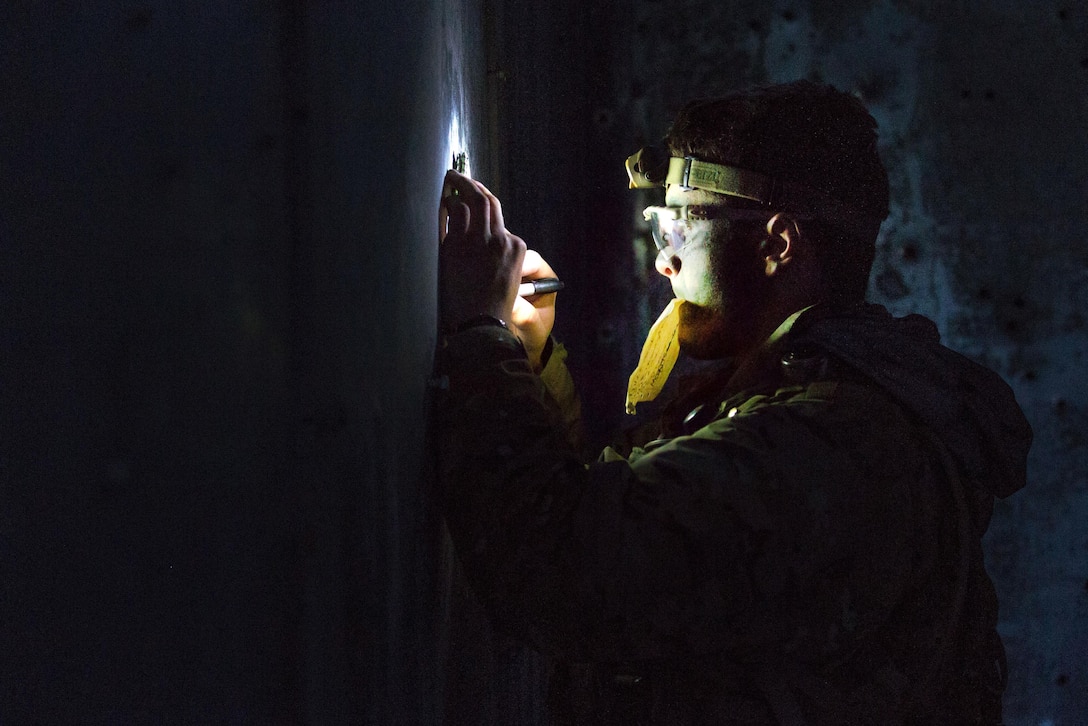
left=643, top=81, right=889, bottom=358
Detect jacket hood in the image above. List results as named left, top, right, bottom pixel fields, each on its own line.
left=792, top=304, right=1031, bottom=499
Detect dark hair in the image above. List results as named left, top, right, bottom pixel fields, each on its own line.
left=665, top=81, right=889, bottom=303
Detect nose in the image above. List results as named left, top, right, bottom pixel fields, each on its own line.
left=655, top=249, right=681, bottom=278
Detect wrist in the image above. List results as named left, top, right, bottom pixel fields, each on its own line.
left=451, top=314, right=509, bottom=334
left=531, top=336, right=554, bottom=373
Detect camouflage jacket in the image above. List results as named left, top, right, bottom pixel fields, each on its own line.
left=433, top=304, right=1032, bottom=725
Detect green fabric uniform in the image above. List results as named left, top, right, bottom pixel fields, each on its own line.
left=432, top=304, right=1031, bottom=725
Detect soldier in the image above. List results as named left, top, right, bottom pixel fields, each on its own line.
left=433, top=81, right=1031, bottom=724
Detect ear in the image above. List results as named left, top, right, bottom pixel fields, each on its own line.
left=762, top=213, right=802, bottom=277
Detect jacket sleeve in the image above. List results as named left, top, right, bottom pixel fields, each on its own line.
left=433, top=327, right=916, bottom=664
left=537, top=337, right=586, bottom=457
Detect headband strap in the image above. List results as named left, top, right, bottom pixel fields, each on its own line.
left=626, top=148, right=878, bottom=239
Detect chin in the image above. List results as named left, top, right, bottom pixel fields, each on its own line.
left=677, top=305, right=735, bottom=360
left=674, top=300, right=761, bottom=359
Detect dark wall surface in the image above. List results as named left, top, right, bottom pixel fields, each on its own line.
left=3, top=1, right=485, bottom=722
left=3, top=1, right=1085, bottom=724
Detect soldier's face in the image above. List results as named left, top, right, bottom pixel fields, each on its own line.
left=656, top=185, right=770, bottom=359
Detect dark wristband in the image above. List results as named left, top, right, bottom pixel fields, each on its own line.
left=453, top=314, right=509, bottom=334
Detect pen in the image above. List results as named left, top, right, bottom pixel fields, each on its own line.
left=518, top=278, right=565, bottom=297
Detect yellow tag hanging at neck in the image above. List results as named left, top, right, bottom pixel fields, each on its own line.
left=626, top=299, right=684, bottom=414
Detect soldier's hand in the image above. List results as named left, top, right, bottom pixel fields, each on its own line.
left=511, top=250, right=559, bottom=371
left=439, top=170, right=526, bottom=334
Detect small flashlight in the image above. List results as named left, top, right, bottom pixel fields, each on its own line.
left=518, top=278, right=564, bottom=297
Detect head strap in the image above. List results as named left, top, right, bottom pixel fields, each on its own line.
left=625, top=147, right=878, bottom=239
left=664, top=156, right=772, bottom=203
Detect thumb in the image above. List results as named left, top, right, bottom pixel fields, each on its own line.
left=443, top=197, right=469, bottom=240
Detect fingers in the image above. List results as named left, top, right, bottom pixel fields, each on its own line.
left=443, top=170, right=491, bottom=240
left=521, top=248, right=557, bottom=280
left=438, top=170, right=532, bottom=332
left=510, top=295, right=538, bottom=324
left=442, top=169, right=478, bottom=198
left=510, top=288, right=556, bottom=368
left=443, top=170, right=515, bottom=244
left=443, top=197, right=469, bottom=239
left=473, top=179, right=506, bottom=240
left=515, top=246, right=558, bottom=309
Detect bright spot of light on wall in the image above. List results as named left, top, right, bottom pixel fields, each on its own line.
left=447, top=111, right=470, bottom=177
